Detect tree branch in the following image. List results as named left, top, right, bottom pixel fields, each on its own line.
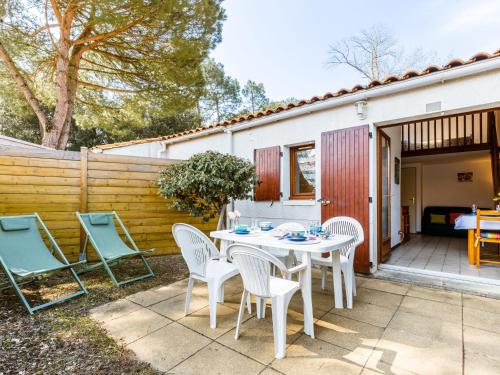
left=78, top=80, right=144, bottom=93
left=74, top=17, right=144, bottom=48
left=49, top=0, right=63, bottom=25
left=0, top=42, right=49, bottom=135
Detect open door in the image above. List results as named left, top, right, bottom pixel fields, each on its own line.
left=401, top=167, right=417, bottom=233
left=320, top=125, right=370, bottom=273
left=378, top=131, right=391, bottom=262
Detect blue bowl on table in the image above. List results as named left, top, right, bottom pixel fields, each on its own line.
left=234, top=224, right=250, bottom=234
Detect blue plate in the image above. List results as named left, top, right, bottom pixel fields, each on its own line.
left=286, top=235, right=307, bottom=242
left=235, top=230, right=250, bottom=235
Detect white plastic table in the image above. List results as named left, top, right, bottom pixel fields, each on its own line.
left=210, top=230, right=354, bottom=338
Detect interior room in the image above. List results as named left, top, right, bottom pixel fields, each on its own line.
left=379, top=109, right=500, bottom=282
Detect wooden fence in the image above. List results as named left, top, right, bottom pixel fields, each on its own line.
left=0, top=146, right=214, bottom=261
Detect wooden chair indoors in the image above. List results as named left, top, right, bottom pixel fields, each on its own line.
left=475, top=209, right=500, bottom=268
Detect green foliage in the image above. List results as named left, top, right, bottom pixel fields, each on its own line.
left=158, top=151, right=257, bottom=221
left=0, top=0, right=225, bottom=147
left=198, top=58, right=241, bottom=124
left=241, top=80, right=269, bottom=113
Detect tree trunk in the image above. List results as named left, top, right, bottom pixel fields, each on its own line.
left=42, top=29, right=82, bottom=149
left=216, top=203, right=227, bottom=231
left=0, top=42, right=50, bottom=135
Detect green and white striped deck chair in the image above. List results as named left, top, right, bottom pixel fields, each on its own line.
left=0, top=213, right=87, bottom=314
left=76, top=212, right=154, bottom=287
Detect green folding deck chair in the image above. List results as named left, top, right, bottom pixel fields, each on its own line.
left=0, top=213, right=87, bottom=314
left=76, top=211, right=154, bottom=287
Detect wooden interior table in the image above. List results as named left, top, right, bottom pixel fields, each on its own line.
left=454, top=213, right=500, bottom=264
left=210, top=229, right=354, bottom=339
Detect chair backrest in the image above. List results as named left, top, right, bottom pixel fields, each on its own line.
left=0, top=214, right=63, bottom=273
left=172, top=223, right=219, bottom=278
left=476, top=209, right=500, bottom=234
left=323, top=216, right=364, bottom=257
left=78, top=212, right=132, bottom=258
left=227, top=244, right=288, bottom=298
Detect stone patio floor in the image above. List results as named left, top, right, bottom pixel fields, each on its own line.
left=90, top=270, right=500, bottom=375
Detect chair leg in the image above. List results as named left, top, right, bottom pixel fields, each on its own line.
left=235, top=290, right=248, bottom=340
left=208, top=280, right=219, bottom=329
left=351, top=271, right=357, bottom=297
left=321, top=266, right=327, bottom=290
left=184, top=277, right=194, bottom=316
left=271, top=296, right=288, bottom=359
left=246, top=293, right=252, bottom=314
left=476, top=242, right=481, bottom=269
left=256, top=297, right=263, bottom=319
left=343, top=269, right=353, bottom=309
left=217, top=283, right=225, bottom=303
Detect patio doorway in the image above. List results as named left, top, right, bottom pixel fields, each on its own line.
left=376, top=107, right=500, bottom=285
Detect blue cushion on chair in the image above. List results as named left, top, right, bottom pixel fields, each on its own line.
left=0, top=218, right=31, bottom=231
left=89, top=214, right=110, bottom=225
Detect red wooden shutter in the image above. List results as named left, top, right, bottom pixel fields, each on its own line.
left=321, top=125, right=370, bottom=273
left=254, top=146, right=281, bottom=201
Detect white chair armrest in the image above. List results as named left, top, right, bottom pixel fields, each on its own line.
left=285, top=263, right=307, bottom=275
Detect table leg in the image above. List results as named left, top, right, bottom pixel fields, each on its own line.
left=219, top=240, right=229, bottom=261
left=468, top=229, right=475, bottom=265
left=300, top=252, right=315, bottom=338
left=331, top=251, right=344, bottom=309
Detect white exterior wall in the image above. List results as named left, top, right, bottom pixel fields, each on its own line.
left=102, top=142, right=165, bottom=158
left=98, top=66, right=500, bottom=271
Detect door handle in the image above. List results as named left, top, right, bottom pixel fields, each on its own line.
left=410, top=197, right=415, bottom=204
left=317, top=198, right=331, bottom=206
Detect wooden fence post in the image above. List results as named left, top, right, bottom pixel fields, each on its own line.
left=79, top=147, right=88, bottom=250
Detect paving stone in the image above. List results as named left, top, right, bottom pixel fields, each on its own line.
left=170, top=342, right=265, bottom=375
left=358, top=278, right=410, bottom=295
left=464, top=350, right=500, bottom=375
left=216, top=312, right=304, bottom=365
left=462, top=293, right=500, bottom=314
left=463, top=307, right=500, bottom=335
left=271, top=335, right=366, bottom=375
left=463, top=325, right=500, bottom=360
left=354, top=287, right=403, bottom=309
left=178, top=304, right=252, bottom=339
left=375, top=325, right=462, bottom=375
left=330, top=301, right=396, bottom=328
left=102, top=308, right=171, bottom=344
left=406, top=285, right=462, bottom=305
left=127, top=322, right=211, bottom=372
left=399, top=296, right=462, bottom=322
left=90, top=299, right=141, bottom=323
left=149, top=292, right=208, bottom=320
left=315, top=313, right=384, bottom=352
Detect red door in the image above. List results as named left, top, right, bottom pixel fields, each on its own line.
left=321, top=125, right=370, bottom=273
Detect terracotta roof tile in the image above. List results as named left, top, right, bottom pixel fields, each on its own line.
left=93, top=49, right=500, bottom=150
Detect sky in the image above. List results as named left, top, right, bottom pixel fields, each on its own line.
left=211, top=0, right=500, bottom=101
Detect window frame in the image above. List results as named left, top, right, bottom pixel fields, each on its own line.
left=289, top=143, right=316, bottom=200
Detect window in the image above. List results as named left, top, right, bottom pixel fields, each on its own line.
left=290, top=143, right=316, bottom=199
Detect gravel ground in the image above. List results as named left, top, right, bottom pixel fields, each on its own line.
left=0, top=254, right=189, bottom=375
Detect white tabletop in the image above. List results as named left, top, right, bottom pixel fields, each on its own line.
left=455, top=214, right=500, bottom=230
left=210, top=230, right=354, bottom=254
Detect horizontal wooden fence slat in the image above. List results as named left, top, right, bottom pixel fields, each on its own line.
left=0, top=146, right=216, bottom=261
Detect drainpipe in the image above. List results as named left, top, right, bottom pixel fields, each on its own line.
left=224, top=129, right=235, bottom=223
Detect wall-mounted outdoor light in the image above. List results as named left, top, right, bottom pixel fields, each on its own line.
left=355, top=100, right=368, bottom=120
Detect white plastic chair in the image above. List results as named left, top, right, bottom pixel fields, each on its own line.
left=228, top=243, right=306, bottom=359
left=311, top=217, right=364, bottom=308
left=172, top=223, right=239, bottom=329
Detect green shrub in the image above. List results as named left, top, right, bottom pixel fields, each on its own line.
left=158, top=151, right=257, bottom=225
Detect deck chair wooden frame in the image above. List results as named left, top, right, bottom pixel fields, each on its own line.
left=76, top=211, right=154, bottom=287
left=0, top=213, right=87, bottom=314
left=475, top=209, right=500, bottom=268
